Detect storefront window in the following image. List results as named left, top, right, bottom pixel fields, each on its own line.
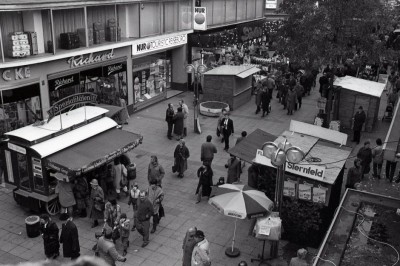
left=225, top=0, right=237, bottom=23
left=87, top=5, right=119, bottom=47
left=52, top=8, right=85, bottom=51
left=117, top=4, right=140, bottom=39
left=0, top=84, right=42, bottom=135
left=140, top=2, right=161, bottom=37
left=164, top=1, right=178, bottom=33
left=17, top=153, right=29, bottom=191
left=179, top=0, right=193, bottom=30
left=132, top=52, right=171, bottom=104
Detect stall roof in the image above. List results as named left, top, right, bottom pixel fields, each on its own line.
left=45, top=128, right=142, bottom=175
left=333, top=75, right=385, bottom=98
left=31, top=117, right=117, bottom=157
left=5, top=106, right=109, bottom=143
left=275, top=131, right=319, bottom=155
left=228, top=129, right=276, bottom=163
left=204, top=65, right=260, bottom=78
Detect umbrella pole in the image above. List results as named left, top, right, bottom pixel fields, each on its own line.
left=232, top=218, right=237, bottom=252
left=225, top=218, right=240, bottom=257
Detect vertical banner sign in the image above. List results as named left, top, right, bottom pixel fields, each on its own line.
left=194, top=7, right=207, bottom=31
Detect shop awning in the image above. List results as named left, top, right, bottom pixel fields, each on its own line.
left=44, top=129, right=143, bottom=176
left=228, top=129, right=276, bottom=163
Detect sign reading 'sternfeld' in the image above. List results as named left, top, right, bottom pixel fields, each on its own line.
left=286, top=162, right=326, bottom=180
left=132, top=33, right=187, bottom=55
left=194, top=7, right=207, bottom=31
left=47, top=93, right=97, bottom=122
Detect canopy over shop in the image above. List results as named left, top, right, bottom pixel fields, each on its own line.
left=332, top=75, right=386, bottom=132
left=229, top=121, right=351, bottom=247
left=1, top=105, right=142, bottom=215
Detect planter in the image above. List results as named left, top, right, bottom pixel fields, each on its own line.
left=199, top=101, right=230, bottom=117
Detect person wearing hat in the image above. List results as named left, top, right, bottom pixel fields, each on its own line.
left=352, top=106, right=366, bottom=144
left=191, top=230, right=211, bottom=266
left=182, top=227, right=199, bottom=266
left=128, top=183, right=140, bottom=231
left=289, top=248, right=308, bottom=266
left=39, top=214, right=60, bottom=260
left=96, top=227, right=126, bottom=266
left=136, top=191, right=154, bottom=247
left=88, top=179, right=105, bottom=228
left=60, top=215, right=80, bottom=260
left=118, top=213, right=130, bottom=256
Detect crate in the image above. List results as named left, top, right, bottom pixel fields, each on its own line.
left=60, top=32, right=80, bottom=50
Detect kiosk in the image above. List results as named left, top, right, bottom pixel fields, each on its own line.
left=1, top=93, right=142, bottom=215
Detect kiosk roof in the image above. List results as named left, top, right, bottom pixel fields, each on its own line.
left=204, top=65, right=260, bottom=77
left=333, top=75, right=385, bottom=98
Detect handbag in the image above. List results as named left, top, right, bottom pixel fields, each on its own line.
left=172, top=161, right=177, bottom=173
left=94, top=199, right=105, bottom=212
left=216, top=127, right=221, bottom=137
left=111, top=226, right=120, bottom=241
left=159, top=203, right=165, bottom=218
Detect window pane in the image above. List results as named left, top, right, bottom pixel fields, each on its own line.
left=0, top=12, right=24, bottom=58
left=256, top=0, right=264, bottom=17
left=140, top=2, right=160, bottom=37
left=164, top=2, right=178, bottom=33
left=202, top=0, right=213, bottom=26
left=87, top=5, right=117, bottom=46
left=225, top=0, right=237, bottom=23
left=179, top=0, right=192, bottom=30
left=118, top=4, right=139, bottom=39
left=237, top=0, right=246, bottom=21
left=246, top=0, right=256, bottom=19
left=17, top=153, right=29, bottom=190
left=213, top=0, right=225, bottom=25
left=53, top=8, right=85, bottom=50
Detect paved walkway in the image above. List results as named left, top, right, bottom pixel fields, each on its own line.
left=0, top=82, right=397, bottom=266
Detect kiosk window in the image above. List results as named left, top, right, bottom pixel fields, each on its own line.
left=5, top=150, right=14, bottom=183
left=17, top=153, right=29, bottom=190
left=33, top=173, right=45, bottom=192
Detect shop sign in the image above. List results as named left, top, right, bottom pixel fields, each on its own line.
left=194, top=7, right=207, bottom=31
left=67, top=49, right=115, bottom=68
left=7, top=143, right=26, bottom=154
left=132, top=34, right=187, bottom=55
left=48, top=73, right=80, bottom=91
left=103, top=62, right=127, bottom=76
left=47, top=93, right=97, bottom=122
left=2, top=67, right=31, bottom=81
left=238, top=21, right=264, bottom=43
left=265, top=0, right=277, bottom=9
left=286, top=162, right=326, bottom=181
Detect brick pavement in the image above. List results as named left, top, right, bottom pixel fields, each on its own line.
left=0, top=82, right=396, bottom=266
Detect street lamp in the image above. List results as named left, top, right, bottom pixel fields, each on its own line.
left=185, top=62, right=207, bottom=134
left=261, top=139, right=304, bottom=258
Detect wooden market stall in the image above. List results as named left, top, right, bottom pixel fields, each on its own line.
left=202, top=65, right=260, bottom=110
left=1, top=100, right=142, bottom=215
left=333, top=75, right=385, bottom=132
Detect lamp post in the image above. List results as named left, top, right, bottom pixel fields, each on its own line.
left=261, top=139, right=304, bottom=257
left=185, top=61, right=207, bottom=134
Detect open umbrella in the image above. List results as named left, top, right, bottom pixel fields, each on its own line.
left=209, top=184, right=273, bottom=257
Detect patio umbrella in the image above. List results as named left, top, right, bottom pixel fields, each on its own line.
left=208, top=184, right=273, bottom=257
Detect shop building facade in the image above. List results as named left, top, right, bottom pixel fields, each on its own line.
left=0, top=0, right=193, bottom=135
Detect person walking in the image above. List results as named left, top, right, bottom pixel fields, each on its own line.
left=352, top=106, right=366, bottom=144
left=55, top=178, right=76, bottom=220
left=179, top=99, right=189, bottom=137
left=319, top=72, right=329, bottom=98
left=345, top=158, right=362, bottom=189
left=118, top=213, right=130, bottom=256
left=136, top=191, right=154, bottom=247
left=112, top=157, right=127, bottom=199
left=174, top=139, right=190, bottom=178
left=96, top=227, right=126, bottom=266
left=104, top=198, right=121, bottom=229
left=289, top=248, right=308, bottom=266
left=147, top=180, right=164, bottom=234
left=254, top=81, right=263, bottom=114
left=60, top=216, right=80, bottom=260
left=147, top=155, right=165, bottom=187
left=220, top=112, right=234, bottom=151
left=217, top=108, right=227, bottom=141
left=196, top=164, right=213, bottom=204
left=191, top=230, right=211, bottom=266
left=294, top=82, right=304, bottom=110
left=225, top=155, right=242, bottom=184
left=260, top=87, right=271, bottom=117
left=201, top=135, right=217, bottom=166
left=166, top=103, right=175, bottom=140
left=386, top=159, right=398, bottom=183
left=173, top=107, right=185, bottom=140
left=128, top=183, right=140, bottom=231
left=73, top=176, right=89, bottom=218
left=357, top=141, right=373, bottom=179
left=372, top=138, right=384, bottom=179
left=39, top=214, right=60, bottom=260
left=182, top=227, right=199, bottom=266
left=286, top=87, right=297, bottom=115
left=89, top=179, right=105, bottom=228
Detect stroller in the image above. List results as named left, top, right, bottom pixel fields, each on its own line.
left=382, top=103, right=394, bottom=121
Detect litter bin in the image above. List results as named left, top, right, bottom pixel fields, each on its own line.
left=25, top=215, right=40, bottom=238
left=127, top=163, right=136, bottom=180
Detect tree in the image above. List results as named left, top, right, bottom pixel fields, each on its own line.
left=276, top=0, right=400, bottom=70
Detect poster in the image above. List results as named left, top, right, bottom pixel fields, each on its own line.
left=313, top=185, right=328, bottom=204
left=298, top=182, right=312, bottom=201
left=283, top=179, right=297, bottom=197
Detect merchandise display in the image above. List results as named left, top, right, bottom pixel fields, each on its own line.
left=8, top=32, right=31, bottom=58
left=60, top=32, right=80, bottom=50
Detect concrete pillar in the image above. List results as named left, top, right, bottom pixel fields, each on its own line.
left=171, top=44, right=188, bottom=90
left=22, top=11, right=45, bottom=54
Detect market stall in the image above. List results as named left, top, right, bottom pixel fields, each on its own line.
left=231, top=121, right=351, bottom=247
left=333, top=75, right=385, bottom=132
left=202, top=65, right=260, bottom=110
left=1, top=98, right=142, bottom=215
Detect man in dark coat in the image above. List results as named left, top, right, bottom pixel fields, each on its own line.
left=165, top=103, right=175, bottom=140
left=225, top=155, right=242, bottom=183
left=39, top=214, right=60, bottom=259
left=261, top=88, right=271, bottom=117
left=357, top=141, right=372, bottom=179
left=173, top=107, right=185, bottom=140
left=220, top=112, right=234, bottom=151
left=196, top=164, right=213, bottom=203
left=352, top=106, right=366, bottom=144
left=319, top=72, right=329, bottom=97
left=201, top=135, right=217, bottom=166
left=136, top=191, right=154, bottom=248
left=60, top=216, right=80, bottom=260
left=174, top=139, right=190, bottom=178
left=286, top=87, right=297, bottom=115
